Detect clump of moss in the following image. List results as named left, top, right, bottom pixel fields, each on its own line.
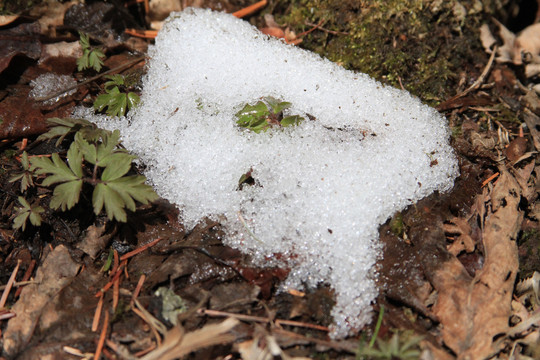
left=274, top=0, right=489, bottom=105
left=389, top=212, right=405, bottom=237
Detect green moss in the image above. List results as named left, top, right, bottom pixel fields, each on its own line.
left=389, top=212, right=404, bottom=237
left=274, top=0, right=488, bottom=105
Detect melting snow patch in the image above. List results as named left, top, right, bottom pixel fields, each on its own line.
left=29, top=73, right=76, bottom=105
left=89, top=8, right=458, bottom=338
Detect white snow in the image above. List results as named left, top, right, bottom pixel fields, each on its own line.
left=89, top=8, right=458, bottom=338
left=29, top=73, right=76, bottom=105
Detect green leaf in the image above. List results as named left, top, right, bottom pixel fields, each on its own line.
left=106, top=93, right=127, bottom=117
left=264, top=96, right=291, bottom=114
left=18, top=196, right=30, bottom=210
left=9, top=152, right=34, bottom=192
left=104, top=74, right=125, bottom=90
left=94, top=87, right=128, bottom=117
left=13, top=211, right=30, bottom=231
left=88, top=48, right=105, bottom=72
left=77, top=49, right=90, bottom=72
left=49, top=180, right=83, bottom=211
left=96, top=129, right=121, bottom=161
left=37, top=118, right=94, bottom=146
left=77, top=32, right=105, bottom=72
left=20, top=151, right=29, bottom=170
left=8, top=172, right=24, bottom=183
left=127, top=92, right=140, bottom=110
left=79, top=31, right=90, bottom=50
left=236, top=101, right=268, bottom=121
left=67, top=143, right=84, bottom=178
left=235, top=101, right=270, bottom=132
left=74, top=131, right=97, bottom=164
left=31, top=153, right=80, bottom=186
left=92, top=175, right=158, bottom=222
left=93, top=182, right=127, bottom=222
left=28, top=207, right=44, bottom=226
left=281, top=115, right=304, bottom=127
left=13, top=197, right=44, bottom=231
left=100, top=152, right=135, bottom=181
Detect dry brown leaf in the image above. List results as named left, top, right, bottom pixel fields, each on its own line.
left=2, top=245, right=81, bottom=357
left=75, top=224, right=112, bottom=259
left=513, top=23, right=540, bottom=66
left=140, top=318, right=239, bottom=360
left=0, top=15, right=19, bottom=27
left=444, top=217, right=475, bottom=256
left=492, top=19, right=515, bottom=63
left=523, top=110, right=540, bottom=151
left=512, top=161, right=536, bottom=202
left=479, top=23, right=497, bottom=51
left=237, top=327, right=311, bottom=360
left=432, top=168, right=522, bottom=359
left=29, top=0, right=79, bottom=36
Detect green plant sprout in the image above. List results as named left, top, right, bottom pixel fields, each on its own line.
left=77, top=32, right=105, bottom=72
left=357, top=331, right=423, bottom=360
left=13, top=196, right=44, bottom=231
left=30, top=118, right=158, bottom=222
left=235, top=96, right=304, bottom=133
left=9, top=151, right=34, bottom=192
left=94, top=74, right=140, bottom=117
left=37, top=117, right=95, bottom=146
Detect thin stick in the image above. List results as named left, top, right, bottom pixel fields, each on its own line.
left=482, top=172, right=500, bottom=187
left=111, top=249, right=119, bottom=275
left=94, top=310, right=110, bottom=360
left=15, top=259, right=36, bottom=297
left=119, top=237, right=163, bottom=261
left=443, top=46, right=497, bottom=105
left=112, top=275, right=120, bottom=311
left=296, top=19, right=324, bottom=38
left=232, top=0, right=267, bottom=18
left=92, top=293, right=104, bottom=332
left=33, top=55, right=146, bottom=102
left=0, top=280, right=37, bottom=291
left=131, top=274, right=146, bottom=305
left=200, top=308, right=329, bottom=332
left=0, top=259, right=21, bottom=309
left=305, top=21, right=350, bottom=35
left=0, top=310, right=16, bottom=320
left=95, top=263, right=124, bottom=297
left=273, top=328, right=357, bottom=353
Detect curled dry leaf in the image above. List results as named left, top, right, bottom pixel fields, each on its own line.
left=432, top=169, right=522, bottom=359
left=0, top=15, right=19, bottom=27
left=443, top=217, right=475, bottom=256
left=139, top=318, right=239, bottom=360
left=481, top=20, right=540, bottom=83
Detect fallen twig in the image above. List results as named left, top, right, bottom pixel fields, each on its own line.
left=120, top=237, right=163, bottom=261
left=305, top=21, right=350, bottom=35
left=0, top=259, right=21, bottom=309
left=232, top=0, right=267, bottom=18
left=94, top=310, right=109, bottom=360
left=438, top=46, right=497, bottom=110
left=14, top=259, right=36, bottom=297
left=199, top=308, right=329, bottom=332
left=92, top=293, right=104, bottom=332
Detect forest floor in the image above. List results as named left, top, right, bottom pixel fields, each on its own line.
left=1, top=1, right=540, bottom=359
